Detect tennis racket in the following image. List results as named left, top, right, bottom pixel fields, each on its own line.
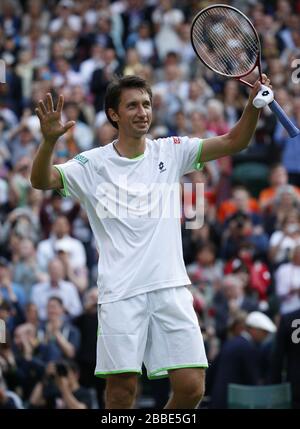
left=190, top=4, right=300, bottom=138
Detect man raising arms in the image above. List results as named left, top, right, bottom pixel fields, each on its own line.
left=31, top=74, right=271, bottom=409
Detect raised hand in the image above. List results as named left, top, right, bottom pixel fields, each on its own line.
left=35, top=93, right=75, bottom=145
left=249, top=73, right=272, bottom=104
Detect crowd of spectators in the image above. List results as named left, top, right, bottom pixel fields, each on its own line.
left=1, top=0, right=300, bottom=409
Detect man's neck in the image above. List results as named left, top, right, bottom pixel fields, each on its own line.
left=114, top=136, right=146, bottom=159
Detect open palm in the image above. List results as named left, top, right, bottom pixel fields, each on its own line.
left=35, top=93, right=75, bottom=144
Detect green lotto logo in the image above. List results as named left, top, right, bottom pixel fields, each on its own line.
left=0, top=319, right=5, bottom=343
left=0, top=59, right=6, bottom=83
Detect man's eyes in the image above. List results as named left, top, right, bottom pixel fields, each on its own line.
left=127, top=103, right=151, bottom=109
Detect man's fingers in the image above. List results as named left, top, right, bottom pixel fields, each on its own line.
left=35, top=107, right=43, bottom=121
left=56, top=94, right=64, bottom=113
left=63, top=121, right=75, bottom=133
left=261, top=73, right=271, bottom=86
left=38, top=100, right=47, bottom=115
left=46, top=93, right=54, bottom=112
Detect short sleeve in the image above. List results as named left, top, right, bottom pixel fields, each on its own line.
left=54, top=153, right=92, bottom=201
left=171, top=136, right=204, bottom=176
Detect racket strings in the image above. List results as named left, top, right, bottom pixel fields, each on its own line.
left=193, top=24, right=253, bottom=74
left=192, top=7, right=258, bottom=76
left=193, top=22, right=254, bottom=75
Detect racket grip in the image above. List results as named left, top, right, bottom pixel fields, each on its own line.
left=269, top=100, right=300, bottom=138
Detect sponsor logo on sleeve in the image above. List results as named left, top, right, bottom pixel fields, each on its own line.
left=74, top=154, right=89, bottom=165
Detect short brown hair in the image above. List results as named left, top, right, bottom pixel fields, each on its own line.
left=104, top=75, right=152, bottom=129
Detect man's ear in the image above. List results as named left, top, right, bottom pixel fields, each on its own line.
left=108, top=108, right=119, bottom=124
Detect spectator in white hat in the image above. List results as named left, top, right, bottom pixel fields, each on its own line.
left=209, top=311, right=276, bottom=408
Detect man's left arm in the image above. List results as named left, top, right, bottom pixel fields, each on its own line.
left=200, top=75, right=271, bottom=162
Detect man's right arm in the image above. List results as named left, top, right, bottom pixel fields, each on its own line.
left=30, top=141, right=62, bottom=190
left=30, top=93, right=75, bottom=190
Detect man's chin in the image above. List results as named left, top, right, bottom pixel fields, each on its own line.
left=134, top=127, right=149, bottom=137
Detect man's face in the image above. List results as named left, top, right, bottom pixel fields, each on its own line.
left=53, top=217, right=69, bottom=238
left=47, top=299, right=64, bottom=320
left=110, top=89, right=152, bottom=139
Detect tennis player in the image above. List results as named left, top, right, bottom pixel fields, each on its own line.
left=31, top=74, right=271, bottom=409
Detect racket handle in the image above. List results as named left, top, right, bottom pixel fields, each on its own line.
left=269, top=100, right=300, bottom=138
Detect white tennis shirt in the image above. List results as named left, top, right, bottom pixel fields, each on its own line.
left=55, top=136, right=204, bottom=303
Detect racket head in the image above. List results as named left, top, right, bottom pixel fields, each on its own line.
left=191, top=4, right=261, bottom=81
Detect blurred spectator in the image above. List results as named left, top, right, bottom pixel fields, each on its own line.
left=218, top=186, right=260, bottom=224
left=74, top=287, right=104, bottom=408
left=29, top=359, right=93, bottom=409
left=21, top=0, right=50, bottom=34
left=66, top=85, right=95, bottom=127
left=11, top=238, right=46, bottom=300
left=123, top=47, right=144, bottom=76
left=221, top=211, right=269, bottom=261
left=274, top=101, right=300, bottom=186
left=184, top=79, right=214, bottom=117
left=9, top=119, right=38, bottom=165
left=31, top=258, right=82, bottom=321
left=24, top=302, right=39, bottom=329
left=61, top=101, right=94, bottom=154
left=79, top=43, right=104, bottom=88
left=1, top=206, right=40, bottom=247
left=222, top=80, right=246, bottom=128
left=39, top=191, right=80, bottom=239
left=11, top=323, right=45, bottom=401
left=90, top=47, right=122, bottom=112
left=268, top=210, right=300, bottom=267
left=0, top=372, right=23, bottom=409
left=213, top=274, right=259, bottom=341
left=0, top=0, right=21, bottom=39
left=38, top=296, right=81, bottom=362
left=266, top=185, right=300, bottom=236
left=94, top=12, right=116, bottom=51
left=120, top=0, right=153, bottom=49
left=224, top=242, right=271, bottom=303
left=0, top=256, right=26, bottom=309
left=127, top=22, right=157, bottom=65
left=152, top=0, right=184, bottom=60
left=210, top=311, right=276, bottom=408
left=275, top=244, right=300, bottom=314
left=20, top=23, right=51, bottom=68
left=55, top=240, right=88, bottom=295
left=36, top=215, right=86, bottom=273
left=206, top=99, right=230, bottom=136
left=270, top=308, right=300, bottom=409
left=52, top=56, right=83, bottom=89
left=72, top=208, right=97, bottom=278
left=49, top=0, right=81, bottom=37
left=187, top=242, right=223, bottom=306
left=259, top=164, right=300, bottom=213
left=94, top=121, right=117, bottom=147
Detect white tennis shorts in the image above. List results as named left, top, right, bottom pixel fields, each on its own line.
left=94, top=286, right=208, bottom=379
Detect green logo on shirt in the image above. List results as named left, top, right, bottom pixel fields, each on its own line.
left=74, top=154, right=88, bottom=165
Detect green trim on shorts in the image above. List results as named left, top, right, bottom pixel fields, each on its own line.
left=148, top=364, right=208, bottom=380
left=53, top=165, right=70, bottom=197
left=95, top=369, right=142, bottom=379
left=193, top=139, right=204, bottom=171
